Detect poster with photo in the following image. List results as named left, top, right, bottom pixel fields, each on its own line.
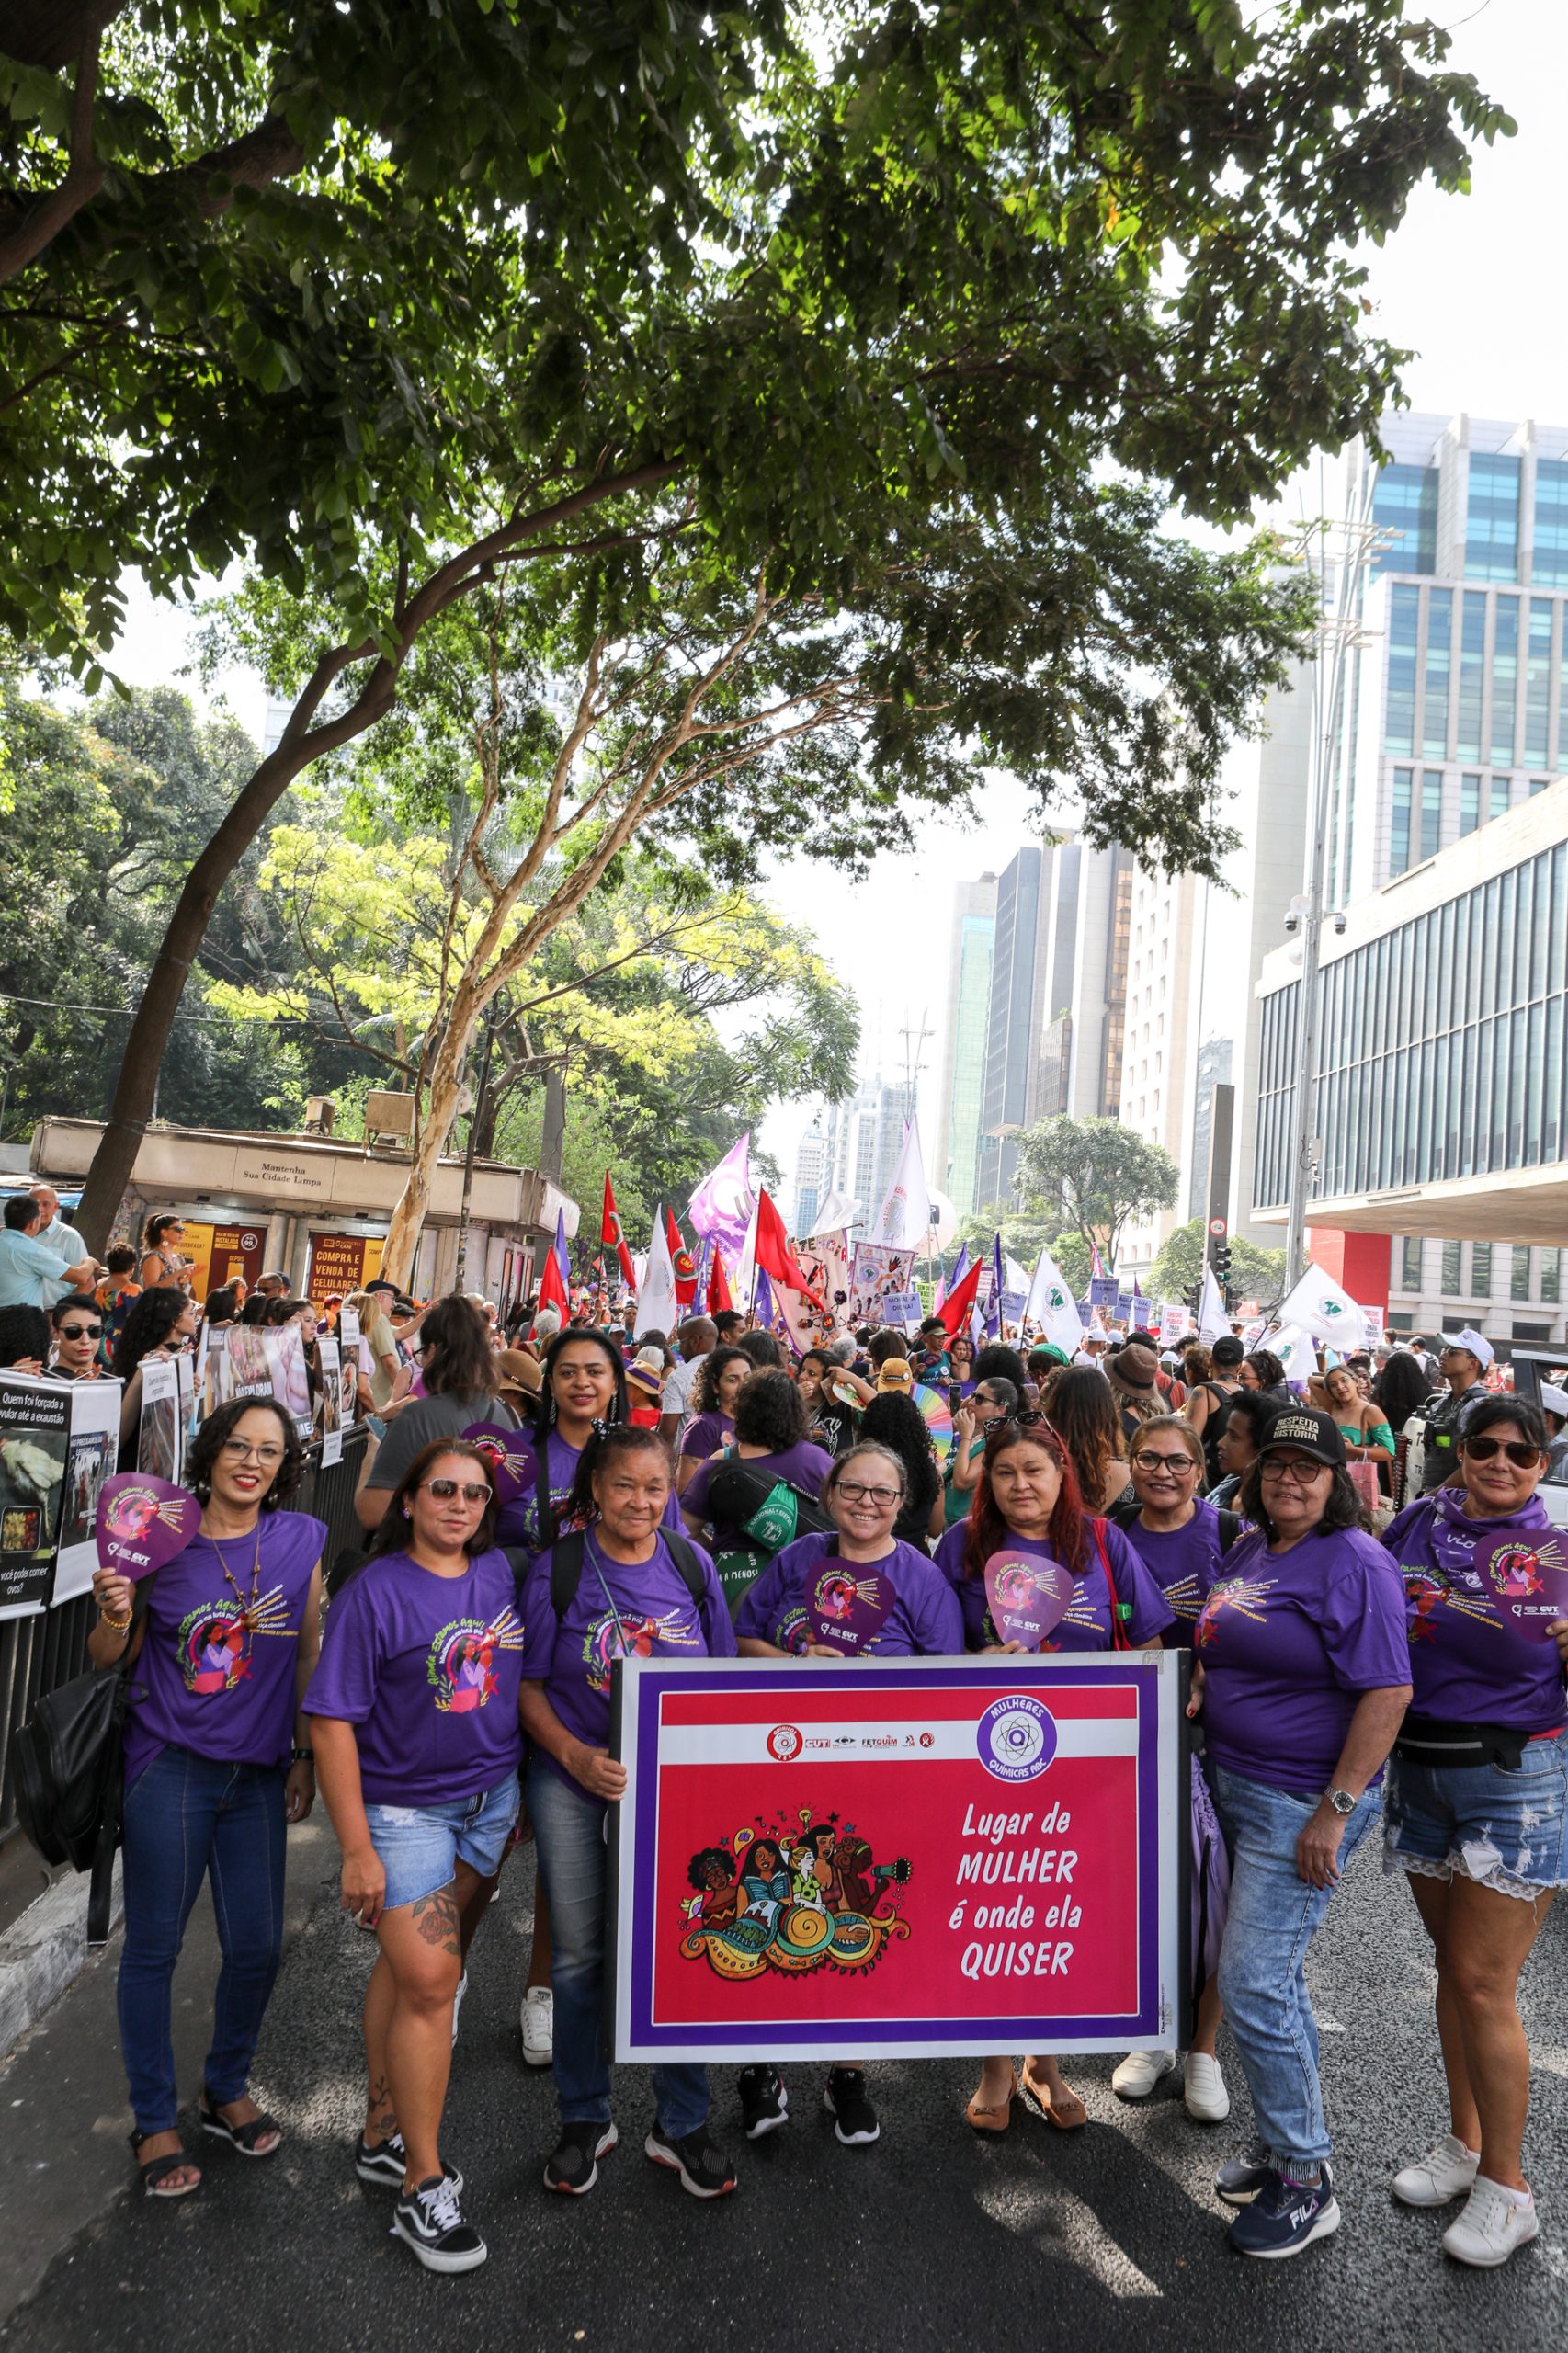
left=337, top=1307, right=362, bottom=1424
left=137, top=1355, right=183, bottom=1485
left=176, top=1345, right=196, bottom=1438
left=51, top=1378, right=124, bottom=1605
left=0, top=1374, right=71, bottom=1619
left=317, top=1337, right=343, bottom=1466
left=846, top=1244, right=915, bottom=1328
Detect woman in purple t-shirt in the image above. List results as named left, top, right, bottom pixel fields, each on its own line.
left=309, top=1440, right=521, bottom=2275
left=674, top=1346, right=749, bottom=1497
left=1379, top=1392, right=1568, bottom=2268
left=520, top=1426, right=738, bottom=2204
left=932, top=1416, right=1170, bottom=2142
left=681, top=1368, right=835, bottom=1611
left=1192, top=1405, right=1410, bottom=2260
left=88, top=1399, right=324, bottom=2201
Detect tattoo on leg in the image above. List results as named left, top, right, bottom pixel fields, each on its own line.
left=366, top=2072, right=396, bottom=2139
left=410, top=1886, right=461, bottom=1955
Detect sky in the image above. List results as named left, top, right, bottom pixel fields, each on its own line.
left=99, top=0, right=1566, bottom=1209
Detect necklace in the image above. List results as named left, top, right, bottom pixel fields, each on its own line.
left=210, top=1526, right=264, bottom=1631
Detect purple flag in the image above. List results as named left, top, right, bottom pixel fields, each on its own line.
left=687, top=1134, right=756, bottom=1257
left=753, top=1267, right=775, bottom=1325
left=986, top=1232, right=1005, bottom=1338
left=553, top=1209, right=570, bottom=1285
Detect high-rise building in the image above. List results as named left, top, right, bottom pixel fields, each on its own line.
left=975, top=842, right=1083, bottom=1206
left=935, top=876, right=996, bottom=1214
left=1063, top=843, right=1133, bottom=1120
left=791, top=1119, right=828, bottom=1237
left=1112, top=864, right=1206, bottom=1283
left=823, top=1077, right=916, bottom=1236
left=1187, top=1037, right=1233, bottom=1222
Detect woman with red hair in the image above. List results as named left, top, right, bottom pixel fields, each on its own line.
left=934, top=1415, right=1171, bottom=2134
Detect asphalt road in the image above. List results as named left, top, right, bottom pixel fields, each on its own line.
left=4, top=1839, right=1566, bottom=2353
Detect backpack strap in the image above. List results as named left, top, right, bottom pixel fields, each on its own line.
left=1089, top=1518, right=1131, bottom=1650
left=550, top=1529, right=587, bottom=1619
left=661, top=1528, right=710, bottom=1608
left=1216, top=1508, right=1242, bottom=1558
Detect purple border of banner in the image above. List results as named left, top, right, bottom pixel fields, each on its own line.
left=620, top=1658, right=1166, bottom=2053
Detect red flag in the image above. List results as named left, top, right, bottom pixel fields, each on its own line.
left=937, top=1256, right=983, bottom=1337
left=665, top=1207, right=698, bottom=1308
left=601, top=1173, right=636, bottom=1290
left=707, top=1248, right=733, bottom=1315
left=753, top=1188, right=825, bottom=1305
left=533, top=1242, right=568, bottom=1331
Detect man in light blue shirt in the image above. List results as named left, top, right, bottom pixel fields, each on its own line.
left=0, top=1197, right=97, bottom=1309
left=29, top=1184, right=87, bottom=1271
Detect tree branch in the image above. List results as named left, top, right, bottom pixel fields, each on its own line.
left=0, top=24, right=105, bottom=288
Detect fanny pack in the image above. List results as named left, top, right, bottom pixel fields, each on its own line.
left=1392, top=1711, right=1557, bottom=1773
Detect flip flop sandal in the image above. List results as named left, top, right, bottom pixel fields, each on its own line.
left=966, top=2066, right=1020, bottom=2133
left=131, top=2131, right=201, bottom=2199
left=1020, top=2067, right=1087, bottom=2131
left=199, top=2097, right=283, bottom=2157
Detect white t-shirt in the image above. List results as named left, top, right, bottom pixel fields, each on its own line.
left=662, top=1351, right=706, bottom=1430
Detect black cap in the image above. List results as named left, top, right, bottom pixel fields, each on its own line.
left=1257, top=1404, right=1346, bottom=1469
left=1212, top=1336, right=1244, bottom=1368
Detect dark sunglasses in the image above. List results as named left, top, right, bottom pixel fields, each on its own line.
left=421, top=1478, right=491, bottom=1504
left=1461, top=1436, right=1543, bottom=1469
left=59, top=1323, right=102, bottom=1340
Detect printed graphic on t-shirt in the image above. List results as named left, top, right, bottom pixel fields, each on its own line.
left=579, top=1604, right=702, bottom=1694
left=1195, top=1573, right=1277, bottom=1648
left=176, top=1586, right=292, bottom=1694
left=426, top=1609, right=524, bottom=1713
left=1397, top=1562, right=1503, bottom=1642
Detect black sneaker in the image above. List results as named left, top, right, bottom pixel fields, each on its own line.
left=1215, top=2137, right=1273, bottom=2207
left=737, top=2067, right=790, bottom=2141
left=543, top=2120, right=618, bottom=2195
left=644, top=2120, right=738, bottom=2199
left=824, top=2068, right=880, bottom=2146
left=391, top=2173, right=487, bottom=2274
left=356, top=2134, right=465, bottom=2194
left=1228, top=2165, right=1340, bottom=2259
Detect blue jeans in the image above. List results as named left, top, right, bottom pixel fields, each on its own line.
left=527, top=1759, right=710, bottom=2142
left=1210, top=1763, right=1380, bottom=2171
left=118, top=1744, right=287, bottom=2135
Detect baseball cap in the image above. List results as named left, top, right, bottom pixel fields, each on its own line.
left=875, top=1358, right=914, bottom=1392
left=1257, top=1405, right=1346, bottom=1469
left=1445, top=1326, right=1495, bottom=1368
left=1540, top=1383, right=1568, bottom=1417
left=1212, top=1336, right=1244, bottom=1369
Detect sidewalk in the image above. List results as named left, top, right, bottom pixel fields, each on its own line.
left=0, top=1818, right=335, bottom=2326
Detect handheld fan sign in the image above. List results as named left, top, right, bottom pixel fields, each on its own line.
left=808, top=1563, right=895, bottom=1654
left=460, top=1424, right=539, bottom=1504
left=95, top=1473, right=202, bottom=1582
left=983, top=1551, right=1074, bottom=1650
left=1472, top=1531, right=1568, bottom=1642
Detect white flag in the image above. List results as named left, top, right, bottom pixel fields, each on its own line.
left=1023, top=1246, right=1085, bottom=1356
left=1272, top=1262, right=1369, bottom=1353
left=1198, top=1267, right=1230, bottom=1345
left=637, top=1211, right=679, bottom=1338
left=873, top=1121, right=933, bottom=1250
left=1271, top=1323, right=1319, bottom=1385
left=808, top=1190, right=863, bottom=1238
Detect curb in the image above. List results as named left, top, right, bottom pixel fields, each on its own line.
left=0, top=1859, right=122, bottom=2061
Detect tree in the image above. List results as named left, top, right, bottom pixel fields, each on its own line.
left=1014, top=1116, right=1180, bottom=1272
left=1149, top=1219, right=1287, bottom=1307
left=33, top=3, right=1508, bottom=1245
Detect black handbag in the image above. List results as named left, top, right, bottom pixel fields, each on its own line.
left=8, top=1581, right=152, bottom=1947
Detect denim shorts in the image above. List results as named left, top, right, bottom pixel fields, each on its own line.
left=1382, top=1735, right=1568, bottom=1900
left=364, top=1771, right=520, bottom=1912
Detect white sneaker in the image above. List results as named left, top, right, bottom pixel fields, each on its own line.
left=520, top=1985, right=553, bottom=2068
left=450, top=1971, right=468, bottom=2046
left=1111, top=2049, right=1177, bottom=2100
left=1392, top=2131, right=1479, bottom=2208
left=1441, top=2177, right=1540, bottom=2268
left=1183, top=2051, right=1230, bottom=2122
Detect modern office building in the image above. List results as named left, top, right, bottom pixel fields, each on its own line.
left=974, top=841, right=1084, bottom=1205
left=935, top=875, right=997, bottom=1214
left=1188, top=1036, right=1233, bottom=1222
left=1062, top=844, right=1133, bottom=1122
left=1112, top=863, right=1206, bottom=1285
left=822, top=1078, right=916, bottom=1236
left=791, top=1119, right=829, bottom=1237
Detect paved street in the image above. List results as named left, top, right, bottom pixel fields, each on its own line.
left=2, top=1836, right=1564, bottom=2352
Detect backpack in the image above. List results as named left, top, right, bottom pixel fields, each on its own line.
left=700, top=1459, right=837, bottom=1612
left=8, top=1580, right=153, bottom=1947
left=549, top=1525, right=709, bottom=1617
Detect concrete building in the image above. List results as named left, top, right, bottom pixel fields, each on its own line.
left=935, top=875, right=996, bottom=1215
left=1063, top=844, right=1133, bottom=1121
left=791, top=1118, right=829, bottom=1237
left=1112, top=864, right=1206, bottom=1285
left=974, top=841, right=1085, bottom=1206
left=823, top=1078, right=916, bottom=1237
left=1188, top=1036, right=1233, bottom=1222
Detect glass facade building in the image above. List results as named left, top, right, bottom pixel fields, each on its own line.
left=941, top=903, right=996, bottom=1212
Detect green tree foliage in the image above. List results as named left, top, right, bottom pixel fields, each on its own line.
left=1149, top=1219, right=1288, bottom=1307
left=1014, top=1116, right=1181, bottom=1270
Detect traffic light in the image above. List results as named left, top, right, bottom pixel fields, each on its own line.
left=1210, top=1242, right=1233, bottom=1314
left=1184, top=1279, right=1203, bottom=1317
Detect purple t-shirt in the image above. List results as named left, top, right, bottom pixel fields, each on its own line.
left=1115, top=1500, right=1237, bottom=1632
left=737, top=1531, right=963, bottom=1657
left=124, top=1512, right=325, bottom=1786
left=521, top=1530, right=735, bottom=1798
left=1383, top=1491, right=1568, bottom=1733
left=679, top=1411, right=733, bottom=1462
left=1195, top=1526, right=1410, bottom=1795
left=934, top=1518, right=1172, bottom=1653
left=683, top=1441, right=835, bottom=1552
left=507, top=1427, right=680, bottom=1553
left=303, top=1546, right=525, bottom=1806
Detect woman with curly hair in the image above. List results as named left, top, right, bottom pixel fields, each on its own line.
left=1046, top=1364, right=1131, bottom=1512
left=112, top=1285, right=199, bottom=1462
left=675, top=1346, right=750, bottom=1497
left=858, top=1391, right=942, bottom=1546
left=88, top=1398, right=323, bottom=2200
left=680, top=1370, right=834, bottom=1604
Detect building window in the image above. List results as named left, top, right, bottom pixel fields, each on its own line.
left=1465, top=453, right=1520, bottom=581
left=1489, top=595, right=1518, bottom=767
left=1511, top=1245, right=1532, bottom=1301
left=1385, top=585, right=1420, bottom=755
left=1534, top=459, right=1568, bottom=587
left=1457, top=592, right=1486, bottom=760
left=1471, top=1242, right=1493, bottom=1296
left=1460, top=773, right=1481, bottom=835
left=1373, top=463, right=1437, bottom=575
left=1401, top=1235, right=1423, bottom=1290
left=1526, top=599, right=1553, bottom=763
left=1420, top=770, right=1443, bottom=862
left=1391, top=767, right=1413, bottom=873
left=1543, top=1252, right=1562, bottom=1306
left=1440, top=1240, right=1461, bottom=1295
left=1423, top=588, right=1452, bottom=758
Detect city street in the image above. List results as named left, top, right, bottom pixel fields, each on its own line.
left=3, top=1837, right=1564, bottom=2352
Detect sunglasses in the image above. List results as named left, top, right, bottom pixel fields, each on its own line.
left=1461, top=1437, right=1543, bottom=1469
left=59, top=1323, right=102, bottom=1340
left=422, top=1478, right=491, bottom=1505
left=1132, top=1451, right=1199, bottom=1474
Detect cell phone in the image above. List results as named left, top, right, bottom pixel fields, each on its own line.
left=949, top=1382, right=963, bottom=1414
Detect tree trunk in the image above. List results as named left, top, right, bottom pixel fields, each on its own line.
left=540, top=1068, right=567, bottom=1183
left=378, top=1030, right=470, bottom=1288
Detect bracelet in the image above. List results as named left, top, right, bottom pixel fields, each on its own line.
left=291, top=1746, right=314, bottom=1764
left=99, top=1609, right=132, bottom=1635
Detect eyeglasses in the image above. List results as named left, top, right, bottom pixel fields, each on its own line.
left=835, top=1483, right=901, bottom=1506
left=1132, top=1451, right=1199, bottom=1475
left=220, top=1438, right=285, bottom=1468
left=1260, top=1455, right=1330, bottom=1485
left=59, top=1323, right=102, bottom=1340
left=1461, top=1436, right=1543, bottom=1469
left=422, top=1478, right=491, bottom=1504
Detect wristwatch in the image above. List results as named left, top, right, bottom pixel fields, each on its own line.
left=1325, top=1787, right=1357, bottom=1816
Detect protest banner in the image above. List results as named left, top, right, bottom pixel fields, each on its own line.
left=1157, top=1302, right=1188, bottom=1348
left=608, top=1654, right=1187, bottom=2063
left=137, top=1355, right=183, bottom=1485
left=51, top=1379, right=122, bottom=1604
left=0, top=1373, right=123, bottom=1617
left=317, top=1337, right=344, bottom=1466
left=336, top=1307, right=363, bottom=1424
